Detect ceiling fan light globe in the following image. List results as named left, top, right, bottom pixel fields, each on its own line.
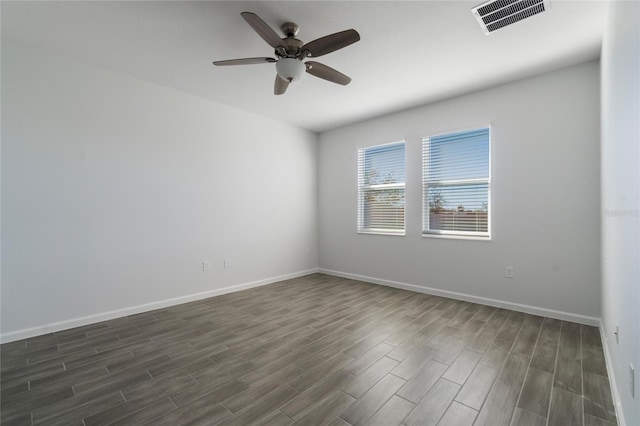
left=276, top=58, right=305, bottom=82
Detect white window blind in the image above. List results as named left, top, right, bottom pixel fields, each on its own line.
left=358, top=142, right=406, bottom=235
left=423, top=127, right=490, bottom=238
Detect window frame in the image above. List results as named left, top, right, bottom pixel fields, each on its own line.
left=422, top=126, right=491, bottom=240
left=357, top=141, right=406, bottom=236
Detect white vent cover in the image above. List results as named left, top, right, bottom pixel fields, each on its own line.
left=472, top=0, right=550, bottom=34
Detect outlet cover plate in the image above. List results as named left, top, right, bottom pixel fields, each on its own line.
left=505, top=267, right=515, bottom=279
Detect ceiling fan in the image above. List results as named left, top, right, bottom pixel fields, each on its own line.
left=213, top=12, right=360, bottom=95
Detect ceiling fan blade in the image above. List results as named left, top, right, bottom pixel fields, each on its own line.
left=274, top=75, right=289, bottom=95
left=241, top=12, right=286, bottom=49
left=302, top=29, right=360, bottom=58
left=305, top=61, right=351, bottom=85
left=213, top=57, right=277, bottom=66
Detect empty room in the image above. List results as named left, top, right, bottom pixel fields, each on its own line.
left=1, top=1, right=638, bottom=425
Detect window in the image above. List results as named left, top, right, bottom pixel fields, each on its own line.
left=357, top=142, right=406, bottom=235
left=423, top=127, right=490, bottom=238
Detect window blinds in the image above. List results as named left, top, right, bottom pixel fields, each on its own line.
left=423, top=128, right=490, bottom=237
left=358, top=142, right=406, bottom=235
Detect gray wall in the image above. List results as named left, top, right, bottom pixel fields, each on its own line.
left=319, top=61, right=601, bottom=322
left=600, top=1, right=640, bottom=424
left=1, top=40, right=319, bottom=340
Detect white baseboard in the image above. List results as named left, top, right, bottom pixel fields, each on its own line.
left=0, top=268, right=320, bottom=344
left=319, top=268, right=600, bottom=326
left=599, top=320, right=627, bottom=426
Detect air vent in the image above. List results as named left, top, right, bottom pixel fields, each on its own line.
left=472, top=0, right=550, bottom=34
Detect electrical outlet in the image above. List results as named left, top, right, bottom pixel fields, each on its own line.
left=224, top=258, right=230, bottom=269
left=631, top=363, right=635, bottom=398
left=505, top=266, right=515, bottom=279
left=202, top=261, right=210, bottom=271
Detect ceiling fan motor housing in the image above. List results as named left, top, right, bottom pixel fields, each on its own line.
left=278, top=37, right=304, bottom=58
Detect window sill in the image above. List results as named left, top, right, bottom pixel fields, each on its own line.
left=358, top=230, right=405, bottom=237
left=422, top=233, right=491, bottom=241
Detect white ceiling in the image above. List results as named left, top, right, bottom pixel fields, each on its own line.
left=2, top=1, right=607, bottom=132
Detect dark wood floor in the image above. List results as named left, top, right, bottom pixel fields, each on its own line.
left=1, top=274, right=617, bottom=426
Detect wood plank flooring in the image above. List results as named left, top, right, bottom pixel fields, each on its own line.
left=0, top=274, right=617, bottom=426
